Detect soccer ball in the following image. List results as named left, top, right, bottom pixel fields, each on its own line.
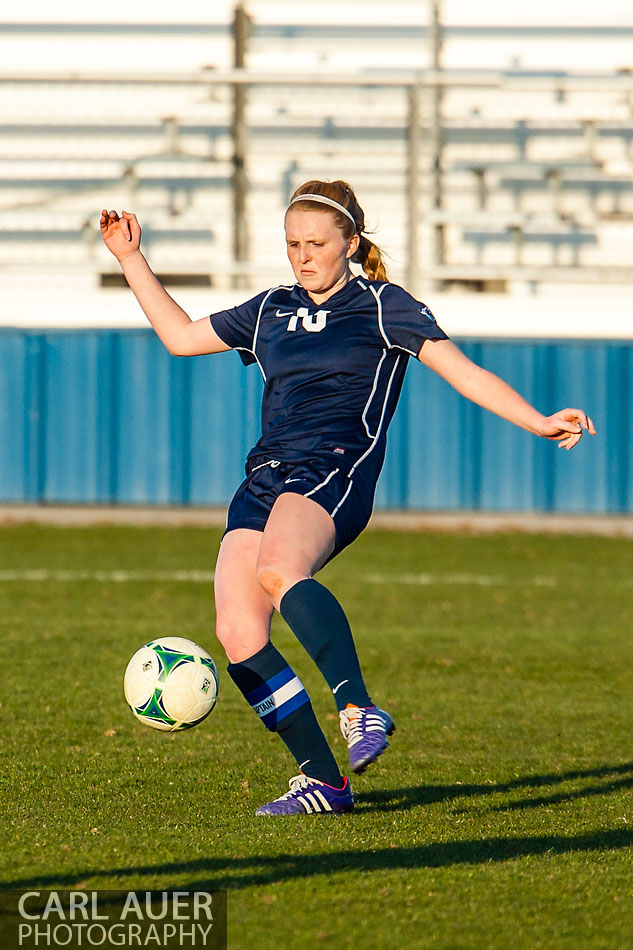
left=124, top=636, right=219, bottom=732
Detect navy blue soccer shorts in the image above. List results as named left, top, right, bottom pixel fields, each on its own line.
left=225, top=457, right=374, bottom=558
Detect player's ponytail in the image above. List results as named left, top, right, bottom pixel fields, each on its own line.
left=289, top=179, right=388, bottom=282
left=354, top=234, right=388, bottom=282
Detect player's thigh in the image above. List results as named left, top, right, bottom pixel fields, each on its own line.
left=214, top=527, right=273, bottom=662
left=256, top=492, right=336, bottom=602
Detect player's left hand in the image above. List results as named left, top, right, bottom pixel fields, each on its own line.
left=540, top=409, right=597, bottom=450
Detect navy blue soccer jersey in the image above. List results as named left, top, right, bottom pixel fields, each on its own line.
left=209, top=277, right=448, bottom=490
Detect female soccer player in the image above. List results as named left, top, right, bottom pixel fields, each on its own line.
left=100, top=180, right=595, bottom=816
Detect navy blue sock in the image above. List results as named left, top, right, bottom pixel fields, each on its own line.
left=280, top=578, right=372, bottom=712
left=227, top=641, right=343, bottom=787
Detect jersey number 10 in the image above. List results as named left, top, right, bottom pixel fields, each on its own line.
left=286, top=308, right=329, bottom=333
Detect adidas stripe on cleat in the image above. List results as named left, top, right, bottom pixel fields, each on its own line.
left=339, top=704, right=396, bottom=774
left=255, top=774, right=354, bottom=816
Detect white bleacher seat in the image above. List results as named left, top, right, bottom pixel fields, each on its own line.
left=1, top=10, right=633, bottom=302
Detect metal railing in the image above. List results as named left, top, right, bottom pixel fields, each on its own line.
left=2, top=66, right=633, bottom=294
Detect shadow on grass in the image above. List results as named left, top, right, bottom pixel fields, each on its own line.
left=4, top=763, right=633, bottom=892
left=359, top=761, right=633, bottom=813
left=3, top=828, right=633, bottom=892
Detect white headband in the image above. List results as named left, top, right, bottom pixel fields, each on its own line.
left=288, top=193, right=358, bottom=230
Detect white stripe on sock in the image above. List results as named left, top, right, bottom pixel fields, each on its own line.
left=252, top=675, right=306, bottom=720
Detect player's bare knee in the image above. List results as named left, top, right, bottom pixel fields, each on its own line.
left=214, top=610, right=244, bottom=652
left=215, top=614, right=267, bottom=663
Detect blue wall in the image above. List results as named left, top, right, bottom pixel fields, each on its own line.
left=0, top=328, right=628, bottom=512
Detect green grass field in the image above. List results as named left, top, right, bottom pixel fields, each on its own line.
left=1, top=523, right=633, bottom=949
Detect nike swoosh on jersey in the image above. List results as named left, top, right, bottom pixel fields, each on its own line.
left=275, top=310, right=295, bottom=318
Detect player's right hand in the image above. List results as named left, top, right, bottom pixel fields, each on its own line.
left=99, top=209, right=141, bottom=262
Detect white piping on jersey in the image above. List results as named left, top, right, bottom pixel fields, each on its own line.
left=304, top=467, right=339, bottom=498
left=253, top=285, right=287, bottom=351
left=235, top=346, right=266, bottom=382
left=349, top=354, right=403, bottom=477
left=392, top=343, right=420, bottom=357
left=248, top=284, right=295, bottom=380
left=363, top=278, right=423, bottom=357
left=368, top=283, right=391, bottom=348
left=361, top=349, right=387, bottom=439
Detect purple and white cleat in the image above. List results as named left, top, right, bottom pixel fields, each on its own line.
left=255, top=774, right=354, bottom=816
left=339, top=704, right=396, bottom=774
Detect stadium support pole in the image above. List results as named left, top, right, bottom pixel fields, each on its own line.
left=406, top=82, right=422, bottom=298
left=232, top=3, right=250, bottom=289
left=429, top=0, right=445, bottom=291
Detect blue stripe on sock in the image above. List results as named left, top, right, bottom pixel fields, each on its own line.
left=245, top=666, right=296, bottom=707
left=260, top=687, right=311, bottom=729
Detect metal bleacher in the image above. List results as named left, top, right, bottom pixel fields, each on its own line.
left=2, top=7, right=633, bottom=297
